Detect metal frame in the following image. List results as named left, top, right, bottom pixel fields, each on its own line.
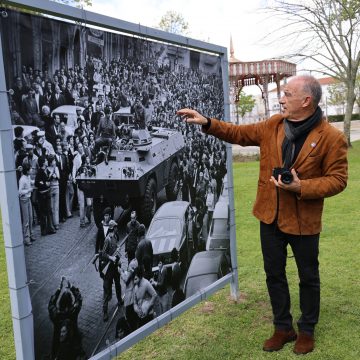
left=0, top=1, right=239, bottom=359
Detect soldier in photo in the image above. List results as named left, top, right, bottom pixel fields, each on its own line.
left=95, top=206, right=112, bottom=254
left=94, top=106, right=116, bottom=156
left=99, top=219, right=122, bottom=322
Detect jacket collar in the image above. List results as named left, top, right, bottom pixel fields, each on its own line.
left=276, top=116, right=326, bottom=168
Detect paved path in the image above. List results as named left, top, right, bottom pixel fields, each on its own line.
left=25, top=189, right=182, bottom=359
left=26, top=210, right=128, bottom=359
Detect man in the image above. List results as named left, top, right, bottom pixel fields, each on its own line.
left=99, top=219, right=122, bottom=322
left=48, top=277, right=83, bottom=359
left=177, top=75, right=348, bottom=355
left=132, top=267, right=157, bottom=327
left=150, top=256, right=169, bottom=315
left=72, top=144, right=89, bottom=227
left=135, top=224, right=153, bottom=280
left=94, top=107, right=116, bottom=155
left=33, top=83, right=45, bottom=114
left=46, top=113, right=62, bottom=149
left=51, top=85, right=66, bottom=110
left=55, top=143, right=69, bottom=223
left=35, top=156, right=56, bottom=236
left=91, top=104, right=103, bottom=133
left=21, top=87, right=44, bottom=127
left=95, top=207, right=112, bottom=254
left=64, top=82, right=75, bottom=105
left=126, top=211, right=141, bottom=262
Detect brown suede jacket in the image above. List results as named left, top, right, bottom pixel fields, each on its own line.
left=205, top=114, right=348, bottom=235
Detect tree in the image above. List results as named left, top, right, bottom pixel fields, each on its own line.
left=158, top=11, right=189, bottom=35
left=236, top=91, right=256, bottom=124
left=265, top=0, right=360, bottom=146
left=327, top=81, right=347, bottom=115
left=355, top=74, right=360, bottom=117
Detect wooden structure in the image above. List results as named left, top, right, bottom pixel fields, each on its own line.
left=229, top=36, right=296, bottom=119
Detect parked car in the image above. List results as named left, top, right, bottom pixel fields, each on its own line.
left=146, top=201, right=196, bottom=271
left=206, top=200, right=230, bottom=253
left=183, top=250, right=231, bottom=298
left=51, top=105, right=84, bottom=130
left=218, top=174, right=228, bottom=203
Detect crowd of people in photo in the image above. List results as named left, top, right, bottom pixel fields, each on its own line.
left=11, top=49, right=228, bottom=357
left=13, top=53, right=226, bottom=246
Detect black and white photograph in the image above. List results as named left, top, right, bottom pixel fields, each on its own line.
left=1, top=8, right=232, bottom=359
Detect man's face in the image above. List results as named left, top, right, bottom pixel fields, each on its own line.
left=134, top=275, right=139, bottom=285
left=131, top=214, right=136, bottom=223
left=60, top=122, right=66, bottom=131
left=54, top=115, right=60, bottom=125
left=279, top=79, right=310, bottom=121
left=78, top=143, right=84, bottom=154
left=56, top=145, right=62, bottom=154
left=104, top=213, right=110, bottom=223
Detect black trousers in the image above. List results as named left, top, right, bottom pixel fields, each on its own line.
left=260, top=222, right=320, bottom=334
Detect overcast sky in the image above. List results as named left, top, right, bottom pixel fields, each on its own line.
left=87, top=0, right=291, bottom=64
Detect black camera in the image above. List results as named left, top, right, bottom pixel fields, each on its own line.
left=272, top=167, right=293, bottom=184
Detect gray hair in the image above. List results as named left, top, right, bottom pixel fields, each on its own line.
left=298, top=75, right=322, bottom=108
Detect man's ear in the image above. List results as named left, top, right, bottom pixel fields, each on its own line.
left=303, top=96, right=312, bottom=108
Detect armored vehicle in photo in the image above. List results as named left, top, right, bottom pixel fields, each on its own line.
left=76, top=113, right=185, bottom=225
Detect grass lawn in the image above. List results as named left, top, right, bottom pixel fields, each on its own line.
left=1, top=141, right=359, bottom=360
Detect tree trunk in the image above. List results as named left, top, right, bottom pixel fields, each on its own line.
left=344, top=80, right=356, bottom=147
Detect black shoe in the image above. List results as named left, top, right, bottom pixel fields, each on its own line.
left=24, top=242, right=32, bottom=247
left=48, top=230, right=57, bottom=235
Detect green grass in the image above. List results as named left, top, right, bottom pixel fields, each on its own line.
left=1, top=141, right=360, bottom=360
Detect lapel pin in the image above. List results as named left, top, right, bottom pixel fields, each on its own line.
left=311, top=142, right=316, bottom=148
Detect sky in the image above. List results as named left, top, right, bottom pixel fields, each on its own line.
left=86, top=0, right=294, bottom=65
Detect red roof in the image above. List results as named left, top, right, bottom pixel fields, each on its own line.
left=317, top=77, right=337, bottom=85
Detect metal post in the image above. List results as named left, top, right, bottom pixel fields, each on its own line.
left=221, top=52, right=239, bottom=302
left=0, top=26, right=35, bottom=360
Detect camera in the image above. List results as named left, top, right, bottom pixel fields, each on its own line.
left=272, top=167, right=293, bottom=184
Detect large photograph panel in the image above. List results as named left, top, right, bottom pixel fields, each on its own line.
left=1, top=9, right=231, bottom=358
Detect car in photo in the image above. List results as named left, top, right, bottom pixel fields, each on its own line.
left=218, top=173, right=228, bottom=203
left=111, top=107, right=133, bottom=125
left=183, top=250, right=231, bottom=298
left=146, top=201, right=196, bottom=272
left=51, top=105, right=85, bottom=130
left=206, top=200, right=230, bottom=253
left=12, top=125, right=39, bottom=140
